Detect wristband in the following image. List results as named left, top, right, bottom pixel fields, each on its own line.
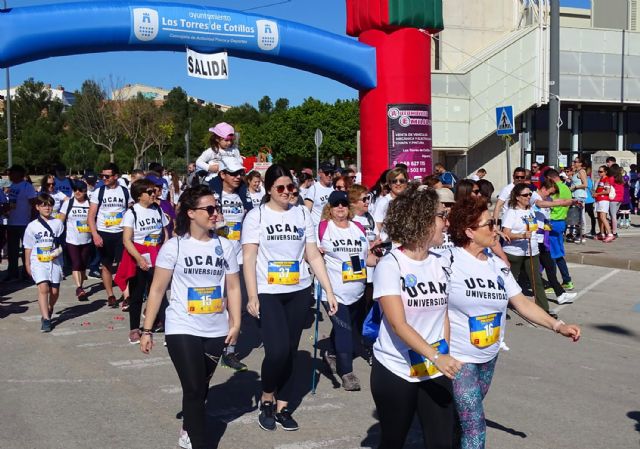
left=552, top=320, right=565, bottom=333
left=142, top=328, right=153, bottom=333
left=431, top=352, right=440, bottom=364
left=141, top=331, right=153, bottom=337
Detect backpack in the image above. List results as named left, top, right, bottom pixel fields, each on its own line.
left=129, top=204, right=166, bottom=245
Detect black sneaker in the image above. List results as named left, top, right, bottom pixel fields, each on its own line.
left=222, top=352, right=248, bottom=371
left=258, top=401, right=276, bottom=431
left=275, top=407, right=299, bottom=431
left=41, top=318, right=52, bottom=333
left=88, top=270, right=101, bottom=279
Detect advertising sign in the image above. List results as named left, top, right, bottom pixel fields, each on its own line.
left=130, top=6, right=280, bottom=54
left=186, top=49, right=229, bottom=79
left=387, top=104, right=432, bottom=179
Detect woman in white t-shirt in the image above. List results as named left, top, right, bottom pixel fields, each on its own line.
left=446, top=196, right=581, bottom=449
left=60, top=181, right=92, bottom=301
left=118, top=179, right=169, bottom=344
left=371, top=183, right=462, bottom=449
left=40, top=174, right=68, bottom=220
left=242, top=164, right=338, bottom=432
left=501, top=183, right=550, bottom=313
left=318, top=190, right=378, bottom=391
left=24, top=193, right=64, bottom=333
left=246, top=170, right=266, bottom=208
left=373, top=167, right=408, bottom=236
left=139, top=185, right=241, bottom=449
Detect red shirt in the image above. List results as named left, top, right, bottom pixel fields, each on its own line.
left=595, top=176, right=612, bottom=202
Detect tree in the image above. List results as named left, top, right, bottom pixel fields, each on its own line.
left=152, top=112, right=175, bottom=166
left=274, top=98, right=289, bottom=113
left=68, top=80, right=120, bottom=163
left=117, top=94, right=161, bottom=169
left=258, top=95, right=273, bottom=115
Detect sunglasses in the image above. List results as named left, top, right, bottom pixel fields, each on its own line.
left=518, top=192, right=533, bottom=197
left=359, top=196, right=370, bottom=203
left=474, top=218, right=496, bottom=231
left=335, top=185, right=346, bottom=191
left=290, top=192, right=300, bottom=198
left=144, top=189, right=156, bottom=196
left=99, top=174, right=113, bottom=179
left=348, top=176, right=356, bottom=180
left=274, top=183, right=295, bottom=194
left=331, top=200, right=350, bottom=208
left=224, top=170, right=244, bottom=177
left=391, top=178, right=408, bottom=185
left=192, top=205, right=222, bottom=216
left=471, top=189, right=480, bottom=194
left=435, top=210, right=449, bottom=219
left=514, top=176, right=526, bottom=180
left=322, top=171, right=335, bottom=177
left=598, top=170, right=606, bottom=173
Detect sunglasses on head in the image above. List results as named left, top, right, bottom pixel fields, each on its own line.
left=391, top=178, right=407, bottom=185
left=331, top=200, right=350, bottom=208
left=474, top=218, right=496, bottom=231
left=192, top=205, right=222, bottom=216
left=274, top=183, right=295, bottom=194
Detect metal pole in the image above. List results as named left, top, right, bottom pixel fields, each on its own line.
left=548, top=0, right=560, bottom=168
left=3, top=0, right=10, bottom=167
left=505, top=136, right=512, bottom=185
left=185, top=117, right=191, bottom=166
left=315, top=144, right=319, bottom=180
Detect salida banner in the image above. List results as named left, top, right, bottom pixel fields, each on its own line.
left=186, top=48, right=229, bottom=79
left=387, top=104, right=433, bottom=179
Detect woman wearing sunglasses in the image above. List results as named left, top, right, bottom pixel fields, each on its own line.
left=373, top=168, right=408, bottom=236
left=446, top=196, right=581, bottom=449
left=242, top=164, right=338, bottom=432
left=594, top=165, right=615, bottom=242
left=500, top=183, right=552, bottom=314
left=116, top=179, right=169, bottom=344
left=139, top=185, right=241, bottom=449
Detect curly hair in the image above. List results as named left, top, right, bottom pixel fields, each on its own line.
left=448, top=196, right=488, bottom=247
left=508, top=183, right=532, bottom=209
left=383, top=183, right=438, bottom=249
left=175, top=185, right=215, bottom=236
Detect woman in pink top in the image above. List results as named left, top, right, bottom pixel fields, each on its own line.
left=594, top=166, right=614, bottom=242
left=608, top=164, right=625, bottom=238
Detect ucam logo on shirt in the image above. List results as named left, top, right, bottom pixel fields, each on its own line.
left=133, top=8, right=159, bottom=41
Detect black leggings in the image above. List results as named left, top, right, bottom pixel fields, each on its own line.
left=323, top=299, right=366, bottom=376
left=371, top=357, right=455, bottom=449
left=166, top=334, right=226, bottom=449
left=259, top=286, right=312, bottom=402
left=128, top=267, right=153, bottom=330
left=538, top=244, right=565, bottom=297
left=585, top=202, right=596, bottom=235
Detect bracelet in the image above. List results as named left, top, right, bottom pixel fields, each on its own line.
left=431, top=352, right=440, bottom=364
left=552, top=320, right=565, bottom=333
left=141, top=331, right=153, bottom=337
left=142, top=328, right=153, bottom=333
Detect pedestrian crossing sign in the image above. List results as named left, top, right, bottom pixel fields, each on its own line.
left=496, top=106, right=515, bottom=135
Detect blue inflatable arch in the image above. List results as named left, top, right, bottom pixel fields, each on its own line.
left=0, top=1, right=376, bottom=90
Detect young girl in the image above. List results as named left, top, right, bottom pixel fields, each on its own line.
left=24, top=193, right=65, bottom=332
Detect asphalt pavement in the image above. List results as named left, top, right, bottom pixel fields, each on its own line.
left=1, top=254, right=639, bottom=448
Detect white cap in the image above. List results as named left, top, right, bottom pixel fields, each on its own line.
left=219, top=157, right=245, bottom=173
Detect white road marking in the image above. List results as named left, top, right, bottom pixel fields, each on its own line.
left=109, top=356, right=172, bottom=369
left=275, top=436, right=358, bottom=449
left=556, top=269, right=621, bottom=311
left=2, top=378, right=120, bottom=384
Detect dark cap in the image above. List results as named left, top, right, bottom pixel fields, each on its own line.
left=83, top=170, right=97, bottom=183
left=319, top=162, right=335, bottom=173
left=328, top=190, right=349, bottom=207
left=145, top=174, right=164, bottom=187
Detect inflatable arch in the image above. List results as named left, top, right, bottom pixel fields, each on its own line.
left=0, top=1, right=443, bottom=186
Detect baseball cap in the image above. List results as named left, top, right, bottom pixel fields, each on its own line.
left=83, top=170, right=97, bottom=183
left=209, top=122, right=235, bottom=139
left=319, top=162, right=335, bottom=173
left=145, top=174, right=164, bottom=186
left=219, top=157, right=245, bottom=173
left=328, top=190, right=349, bottom=207
left=435, top=188, right=455, bottom=204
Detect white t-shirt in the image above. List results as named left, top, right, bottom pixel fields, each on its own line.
left=430, top=233, right=455, bottom=254
left=23, top=217, right=64, bottom=267
left=51, top=191, right=68, bottom=220
left=373, top=194, right=391, bottom=225
left=122, top=204, right=169, bottom=247
left=501, top=208, right=539, bottom=256
left=90, top=186, right=130, bottom=233
left=156, top=235, right=239, bottom=338
left=195, top=147, right=242, bottom=179
left=373, top=249, right=450, bottom=382
left=241, top=204, right=316, bottom=294
left=352, top=213, right=377, bottom=283
left=304, top=182, right=334, bottom=228
left=217, top=190, right=246, bottom=264
left=447, top=247, right=522, bottom=363
left=8, top=181, right=37, bottom=226
left=61, top=198, right=92, bottom=245
left=249, top=188, right=265, bottom=208
left=319, top=220, right=368, bottom=305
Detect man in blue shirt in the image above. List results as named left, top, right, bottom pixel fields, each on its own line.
left=434, top=162, right=458, bottom=189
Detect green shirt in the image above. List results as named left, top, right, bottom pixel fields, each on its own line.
left=550, top=181, right=572, bottom=220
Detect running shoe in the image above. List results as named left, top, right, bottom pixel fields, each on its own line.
left=178, top=428, right=192, bottom=449
left=604, top=234, right=615, bottom=243
left=41, top=318, right=52, bottom=333
left=323, top=351, right=337, bottom=374
left=581, top=237, right=587, bottom=243
left=544, top=287, right=555, bottom=295
left=557, top=292, right=577, bottom=304
left=341, top=372, right=361, bottom=392
left=152, top=321, right=165, bottom=333
left=274, top=407, right=299, bottom=431
left=120, top=297, right=130, bottom=311
left=562, top=282, right=574, bottom=291
left=258, top=401, right=277, bottom=431
left=107, top=295, right=117, bottom=308
left=88, top=270, right=101, bottom=279
left=596, top=234, right=604, bottom=241
left=221, top=352, right=248, bottom=371
left=128, top=329, right=141, bottom=344
left=76, top=287, right=88, bottom=302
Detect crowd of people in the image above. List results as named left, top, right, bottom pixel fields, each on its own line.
left=0, top=122, right=597, bottom=449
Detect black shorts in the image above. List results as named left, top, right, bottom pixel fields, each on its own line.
left=97, top=231, right=124, bottom=270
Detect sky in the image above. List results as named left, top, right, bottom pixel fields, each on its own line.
left=6, top=0, right=592, bottom=109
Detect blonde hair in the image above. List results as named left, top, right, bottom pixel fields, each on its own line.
left=320, top=202, right=354, bottom=221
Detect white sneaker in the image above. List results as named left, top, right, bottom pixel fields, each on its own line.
left=557, top=292, right=577, bottom=305
left=178, top=428, right=192, bottom=449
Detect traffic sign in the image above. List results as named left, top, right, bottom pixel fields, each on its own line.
left=496, top=106, right=515, bottom=135
left=314, top=128, right=323, bottom=147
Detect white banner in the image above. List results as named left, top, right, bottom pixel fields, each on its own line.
left=186, top=49, right=229, bottom=80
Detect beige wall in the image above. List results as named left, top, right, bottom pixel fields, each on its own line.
left=560, top=7, right=592, bottom=28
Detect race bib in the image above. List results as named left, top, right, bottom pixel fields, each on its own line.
left=143, top=233, right=161, bottom=247
left=54, top=212, right=64, bottom=220
left=226, top=222, right=242, bottom=241
left=36, top=246, right=53, bottom=263
left=409, top=339, right=449, bottom=378
left=76, top=220, right=90, bottom=233
left=187, top=286, right=223, bottom=315
left=522, top=215, right=538, bottom=232
left=469, top=312, right=502, bottom=348
left=268, top=261, right=300, bottom=285
left=341, top=260, right=367, bottom=282
left=104, top=211, right=123, bottom=227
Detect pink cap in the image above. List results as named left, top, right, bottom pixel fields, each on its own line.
left=209, top=122, right=235, bottom=138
